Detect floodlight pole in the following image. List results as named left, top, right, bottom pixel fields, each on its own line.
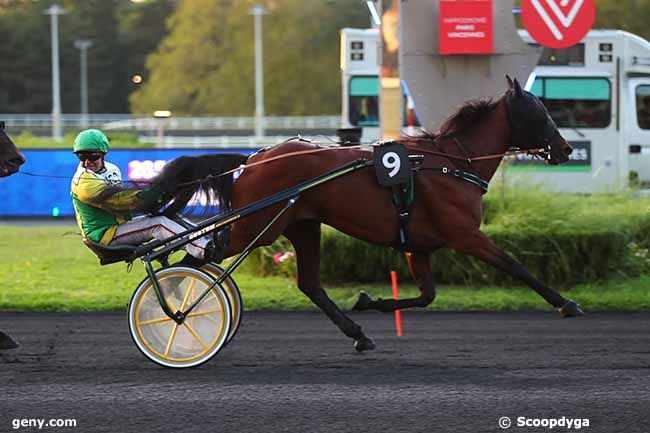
left=45, top=4, right=66, bottom=142
left=250, top=5, right=267, bottom=138
left=74, top=39, right=92, bottom=128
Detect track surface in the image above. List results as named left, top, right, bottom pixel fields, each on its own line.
left=1, top=311, right=649, bottom=433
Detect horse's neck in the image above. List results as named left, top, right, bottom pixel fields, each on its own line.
left=461, top=100, right=511, bottom=183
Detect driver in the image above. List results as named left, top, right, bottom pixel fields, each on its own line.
left=70, top=129, right=214, bottom=264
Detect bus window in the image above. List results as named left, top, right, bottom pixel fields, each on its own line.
left=635, top=85, right=650, bottom=129
left=349, top=76, right=379, bottom=126
left=529, top=77, right=611, bottom=128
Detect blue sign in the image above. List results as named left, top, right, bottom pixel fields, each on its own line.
left=0, top=148, right=256, bottom=217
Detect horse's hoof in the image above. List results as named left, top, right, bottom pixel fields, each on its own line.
left=354, top=335, right=376, bottom=352
left=352, top=291, right=372, bottom=312
left=559, top=299, right=585, bottom=317
left=0, top=331, right=19, bottom=350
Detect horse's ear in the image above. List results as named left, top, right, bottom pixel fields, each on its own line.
left=513, top=78, right=524, bottom=96
left=506, top=75, right=514, bottom=89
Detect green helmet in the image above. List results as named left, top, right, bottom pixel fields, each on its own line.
left=73, top=129, right=110, bottom=154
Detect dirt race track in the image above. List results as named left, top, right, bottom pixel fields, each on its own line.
left=1, top=310, right=649, bottom=433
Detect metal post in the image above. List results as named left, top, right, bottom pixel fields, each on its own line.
left=250, top=5, right=267, bottom=138
left=44, top=5, right=65, bottom=142
left=153, top=110, right=172, bottom=148
left=74, top=40, right=92, bottom=128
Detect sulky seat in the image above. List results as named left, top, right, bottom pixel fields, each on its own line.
left=83, top=238, right=138, bottom=265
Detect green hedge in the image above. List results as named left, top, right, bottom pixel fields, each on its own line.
left=13, top=132, right=150, bottom=149
left=249, top=187, right=650, bottom=288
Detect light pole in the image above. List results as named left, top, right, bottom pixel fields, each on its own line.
left=74, top=39, right=92, bottom=128
left=44, top=4, right=65, bottom=142
left=153, top=110, right=172, bottom=148
left=249, top=5, right=267, bottom=138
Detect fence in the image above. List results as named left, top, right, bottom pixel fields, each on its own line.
left=0, top=114, right=341, bottom=131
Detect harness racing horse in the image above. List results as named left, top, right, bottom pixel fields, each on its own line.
left=0, top=122, right=25, bottom=350
left=152, top=77, right=583, bottom=352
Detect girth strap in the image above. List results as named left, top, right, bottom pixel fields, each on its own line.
left=416, top=167, right=489, bottom=194
left=391, top=175, right=414, bottom=251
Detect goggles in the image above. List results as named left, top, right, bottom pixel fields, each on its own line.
left=76, top=152, right=104, bottom=162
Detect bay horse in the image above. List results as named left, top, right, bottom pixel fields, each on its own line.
left=152, top=77, right=583, bottom=352
left=0, top=122, right=25, bottom=350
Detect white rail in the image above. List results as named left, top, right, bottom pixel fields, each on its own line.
left=140, top=134, right=340, bottom=148
left=0, top=114, right=341, bottom=131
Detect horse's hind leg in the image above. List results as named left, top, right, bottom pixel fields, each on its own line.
left=283, top=220, right=375, bottom=352
left=453, top=231, right=584, bottom=316
left=352, top=252, right=436, bottom=313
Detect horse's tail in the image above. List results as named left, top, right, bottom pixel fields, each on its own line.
left=150, top=153, right=249, bottom=216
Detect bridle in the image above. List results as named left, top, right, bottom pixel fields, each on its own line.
left=403, top=91, right=559, bottom=166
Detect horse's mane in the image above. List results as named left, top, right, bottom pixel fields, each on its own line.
left=437, top=97, right=500, bottom=138
left=404, top=97, right=501, bottom=145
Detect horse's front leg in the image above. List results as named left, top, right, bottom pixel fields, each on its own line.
left=283, top=220, right=375, bottom=352
left=452, top=231, right=584, bottom=316
left=353, top=252, right=436, bottom=313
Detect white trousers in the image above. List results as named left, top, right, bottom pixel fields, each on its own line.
left=109, top=215, right=208, bottom=259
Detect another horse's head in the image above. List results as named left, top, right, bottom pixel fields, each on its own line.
left=505, top=76, right=572, bottom=165
left=0, top=122, right=25, bottom=177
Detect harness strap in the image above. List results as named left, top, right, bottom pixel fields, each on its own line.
left=416, top=167, right=489, bottom=194
left=391, top=175, right=414, bottom=251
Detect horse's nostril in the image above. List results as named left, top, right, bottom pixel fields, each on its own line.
left=564, top=147, right=573, bottom=156
left=10, top=156, right=25, bottom=166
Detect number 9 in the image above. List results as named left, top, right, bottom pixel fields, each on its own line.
left=382, top=152, right=401, bottom=178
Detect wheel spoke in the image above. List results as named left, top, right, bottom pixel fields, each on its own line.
left=139, top=316, right=174, bottom=326
left=184, top=322, right=208, bottom=350
left=164, top=323, right=180, bottom=356
left=180, top=277, right=196, bottom=310
left=186, top=309, right=221, bottom=318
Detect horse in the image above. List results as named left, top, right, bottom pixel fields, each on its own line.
left=0, top=122, right=25, bottom=350
left=147, top=77, right=583, bottom=352
left=0, top=122, right=24, bottom=178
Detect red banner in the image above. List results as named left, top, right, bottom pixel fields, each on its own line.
left=439, top=0, right=493, bottom=55
left=522, top=0, right=596, bottom=49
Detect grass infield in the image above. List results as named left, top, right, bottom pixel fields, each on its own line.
left=0, top=225, right=649, bottom=312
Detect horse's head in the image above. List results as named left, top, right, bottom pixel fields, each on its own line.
left=0, top=122, right=25, bottom=177
left=505, top=76, right=572, bottom=165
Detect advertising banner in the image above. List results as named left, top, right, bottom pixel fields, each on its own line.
left=0, top=148, right=256, bottom=217
left=522, top=0, right=596, bottom=49
left=439, top=0, right=493, bottom=54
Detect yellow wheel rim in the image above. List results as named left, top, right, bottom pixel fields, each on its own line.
left=202, top=264, right=241, bottom=328
left=132, top=269, right=229, bottom=365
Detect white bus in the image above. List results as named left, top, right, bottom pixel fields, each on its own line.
left=340, top=28, right=419, bottom=144
left=340, top=28, right=650, bottom=192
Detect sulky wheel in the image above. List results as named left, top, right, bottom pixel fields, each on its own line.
left=201, top=263, right=243, bottom=344
left=128, top=266, right=231, bottom=368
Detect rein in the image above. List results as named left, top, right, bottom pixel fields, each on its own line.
left=16, top=141, right=545, bottom=187
left=403, top=142, right=548, bottom=164
left=175, top=145, right=372, bottom=187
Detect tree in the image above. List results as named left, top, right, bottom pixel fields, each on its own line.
left=594, top=0, right=650, bottom=41
left=130, top=0, right=369, bottom=115
left=0, top=0, right=174, bottom=113
left=0, top=0, right=54, bottom=112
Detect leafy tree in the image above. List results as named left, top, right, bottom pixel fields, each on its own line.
left=594, top=0, right=650, bottom=41
left=0, top=0, right=174, bottom=113
left=130, top=0, right=368, bottom=115
left=0, top=0, right=53, bottom=112
left=118, top=0, right=177, bottom=101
